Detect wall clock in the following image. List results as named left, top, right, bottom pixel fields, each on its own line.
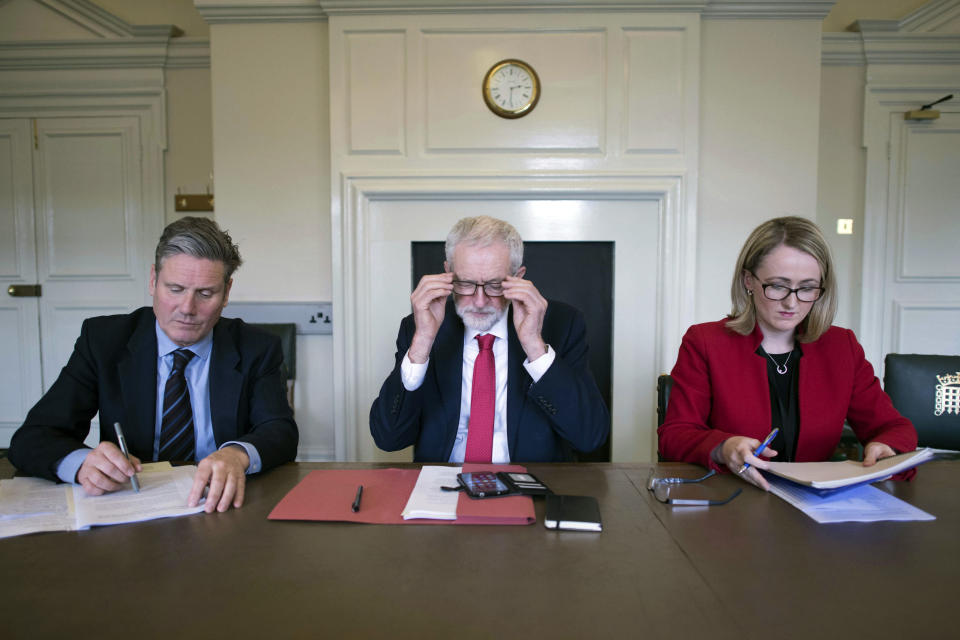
left=482, top=59, right=540, bottom=119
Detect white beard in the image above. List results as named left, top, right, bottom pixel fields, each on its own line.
left=455, top=301, right=507, bottom=333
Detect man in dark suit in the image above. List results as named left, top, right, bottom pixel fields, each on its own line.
left=370, top=216, right=608, bottom=462
left=9, top=217, right=298, bottom=512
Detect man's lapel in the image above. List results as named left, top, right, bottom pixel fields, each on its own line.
left=118, top=309, right=159, bottom=458
left=505, top=306, right=529, bottom=460
left=432, top=302, right=465, bottom=457
left=210, top=319, right=242, bottom=445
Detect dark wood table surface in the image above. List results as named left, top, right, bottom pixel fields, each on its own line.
left=1, top=460, right=956, bottom=639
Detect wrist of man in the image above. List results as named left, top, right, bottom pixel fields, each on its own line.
left=522, top=339, right=547, bottom=361
left=220, top=442, right=256, bottom=473
left=407, top=333, right=435, bottom=364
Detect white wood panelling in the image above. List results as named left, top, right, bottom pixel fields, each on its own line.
left=894, top=302, right=960, bottom=354
left=33, top=116, right=146, bottom=388
left=624, top=27, right=685, bottom=154
left=423, top=29, right=605, bottom=152
left=0, top=119, right=41, bottom=446
left=0, top=305, right=41, bottom=444
left=330, top=10, right=699, bottom=461
left=0, top=121, right=32, bottom=280
left=862, top=100, right=960, bottom=365
left=330, top=11, right=700, bottom=173
left=35, top=118, right=140, bottom=279
left=347, top=30, right=406, bottom=154
left=897, top=126, right=960, bottom=280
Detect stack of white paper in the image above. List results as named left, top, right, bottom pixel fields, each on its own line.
left=400, top=465, right=461, bottom=520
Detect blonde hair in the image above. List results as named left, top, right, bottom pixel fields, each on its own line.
left=727, top=216, right=837, bottom=342
left=445, top=216, right=523, bottom=274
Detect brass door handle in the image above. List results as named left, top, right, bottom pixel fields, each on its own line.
left=7, top=284, right=41, bottom=297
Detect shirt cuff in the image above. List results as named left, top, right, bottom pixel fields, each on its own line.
left=220, top=441, right=261, bottom=474
left=56, top=449, right=91, bottom=484
left=523, top=344, right=555, bottom=383
left=400, top=350, right=429, bottom=391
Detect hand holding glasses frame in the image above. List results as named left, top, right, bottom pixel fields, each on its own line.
left=452, top=280, right=506, bottom=297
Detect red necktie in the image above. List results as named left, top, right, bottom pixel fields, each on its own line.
left=464, top=333, right=496, bottom=463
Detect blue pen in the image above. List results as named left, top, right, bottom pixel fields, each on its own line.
left=738, top=428, right=780, bottom=475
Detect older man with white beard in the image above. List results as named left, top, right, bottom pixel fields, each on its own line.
left=369, top=216, right=609, bottom=463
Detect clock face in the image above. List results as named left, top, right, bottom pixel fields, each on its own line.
left=483, top=59, right=540, bottom=118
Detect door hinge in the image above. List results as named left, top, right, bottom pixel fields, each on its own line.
left=33, top=119, right=38, bottom=149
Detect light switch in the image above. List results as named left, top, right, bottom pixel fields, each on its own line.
left=837, top=219, right=854, bottom=235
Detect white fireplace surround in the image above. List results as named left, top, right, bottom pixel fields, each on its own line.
left=333, top=171, right=695, bottom=463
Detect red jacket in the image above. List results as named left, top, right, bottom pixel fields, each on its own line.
left=658, top=319, right=917, bottom=471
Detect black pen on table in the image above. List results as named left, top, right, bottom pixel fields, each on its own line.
left=113, top=422, right=140, bottom=493
left=737, top=427, right=779, bottom=475
left=352, top=485, right=363, bottom=512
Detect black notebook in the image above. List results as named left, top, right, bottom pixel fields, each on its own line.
left=544, top=494, right=602, bottom=532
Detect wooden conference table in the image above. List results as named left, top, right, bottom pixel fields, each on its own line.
left=1, top=460, right=957, bottom=639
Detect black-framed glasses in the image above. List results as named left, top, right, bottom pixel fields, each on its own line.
left=646, top=469, right=742, bottom=506
left=750, top=272, right=824, bottom=302
left=452, top=280, right=506, bottom=297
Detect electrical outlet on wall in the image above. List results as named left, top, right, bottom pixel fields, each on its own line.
left=226, top=302, right=333, bottom=334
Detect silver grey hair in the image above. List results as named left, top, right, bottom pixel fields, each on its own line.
left=445, top=216, right=523, bottom=274
left=154, top=216, right=242, bottom=282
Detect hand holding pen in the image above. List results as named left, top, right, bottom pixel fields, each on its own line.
left=738, top=428, right=779, bottom=475
left=76, top=436, right=142, bottom=496
left=717, top=428, right=779, bottom=491
left=114, top=422, right=141, bottom=492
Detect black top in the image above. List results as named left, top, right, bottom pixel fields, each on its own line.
left=756, top=345, right=803, bottom=462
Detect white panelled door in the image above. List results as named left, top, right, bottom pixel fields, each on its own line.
left=881, top=111, right=960, bottom=358
left=0, top=119, right=42, bottom=446
left=0, top=116, right=147, bottom=446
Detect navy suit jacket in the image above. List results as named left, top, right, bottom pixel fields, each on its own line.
left=369, top=300, right=609, bottom=462
left=9, top=307, right=298, bottom=480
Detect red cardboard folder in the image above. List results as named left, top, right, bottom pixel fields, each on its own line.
left=267, top=464, right=535, bottom=525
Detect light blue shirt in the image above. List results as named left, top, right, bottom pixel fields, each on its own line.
left=55, top=322, right=261, bottom=483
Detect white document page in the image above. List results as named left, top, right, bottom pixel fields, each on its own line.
left=401, top=465, right=461, bottom=520
left=0, top=477, right=71, bottom=516
left=73, top=465, right=204, bottom=528
left=767, top=476, right=935, bottom=524
left=0, top=478, right=76, bottom=538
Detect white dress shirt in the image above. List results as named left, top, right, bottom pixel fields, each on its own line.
left=400, top=311, right=555, bottom=463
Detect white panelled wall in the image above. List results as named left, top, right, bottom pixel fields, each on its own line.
left=210, top=20, right=335, bottom=459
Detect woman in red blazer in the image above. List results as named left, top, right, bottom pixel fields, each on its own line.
left=658, top=217, right=916, bottom=490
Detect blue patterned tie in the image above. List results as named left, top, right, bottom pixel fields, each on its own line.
left=159, top=348, right=196, bottom=461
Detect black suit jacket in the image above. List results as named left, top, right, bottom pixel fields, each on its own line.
left=369, top=300, right=609, bottom=462
left=9, top=307, right=298, bottom=480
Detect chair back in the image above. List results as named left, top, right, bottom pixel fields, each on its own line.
left=656, top=374, right=674, bottom=427
left=884, top=354, right=960, bottom=450
left=251, top=323, right=297, bottom=408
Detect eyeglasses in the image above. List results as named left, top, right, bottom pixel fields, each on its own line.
left=750, top=273, right=824, bottom=302
left=646, top=469, right=742, bottom=506
left=452, top=280, right=506, bottom=297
